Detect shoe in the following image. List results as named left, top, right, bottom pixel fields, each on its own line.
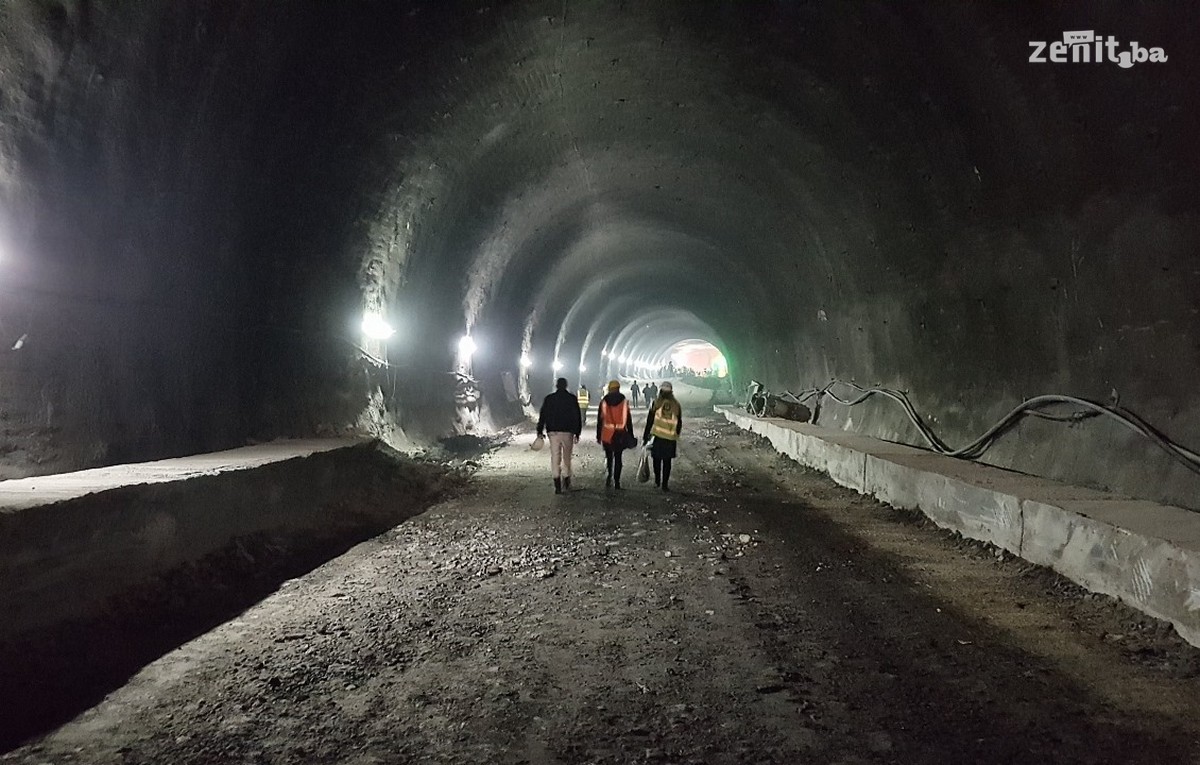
left=614, top=481, right=622, bottom=490
left=605, top=475, right=612, bottom=488
left=654, top=480, right=660, bottom=487
left=563, top=476, right=572, bottom=491
left=662, top=483, right=670, bottom=492
left=554, top=478, right=562, bottom=494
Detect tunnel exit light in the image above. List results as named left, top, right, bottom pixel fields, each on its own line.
left=361, top=312, right=395, bottom=340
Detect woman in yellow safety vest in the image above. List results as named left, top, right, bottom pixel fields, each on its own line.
left=642, top=381, right=683, bottom=491
left=596, top=380, right=636, bottom=489
left=577, top=385, right=590, bottom=425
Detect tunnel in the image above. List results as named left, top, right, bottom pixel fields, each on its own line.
left=0, top=0, right=1194, bottom=503
left=1, top=2, right=1199, bottom=762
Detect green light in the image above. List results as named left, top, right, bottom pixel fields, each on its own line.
left=713, top=352, right=728, bottom=378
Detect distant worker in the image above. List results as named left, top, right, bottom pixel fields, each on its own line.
left=645, top=381, right=658, bottom=403
left=537, top=378, right=582, bottom=494
left=596, top=380, right=636, bottom=489
left=643, top=381, right=682, bottom=492
left=630, top=381, right=641, bottom=408
left=577, top=384, right=590, bottom=425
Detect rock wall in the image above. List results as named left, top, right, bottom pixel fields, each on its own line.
left=0, top=2, right=1196, bottom=507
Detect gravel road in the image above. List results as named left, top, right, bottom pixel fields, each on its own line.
left=5, top=414, right=1199, bottom=764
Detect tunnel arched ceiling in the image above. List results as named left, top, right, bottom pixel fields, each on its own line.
left=1, top=1, right=1198, bottom=508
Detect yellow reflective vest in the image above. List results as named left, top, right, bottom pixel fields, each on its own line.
left=578, top=388, right=590, bottom=408
left=650, top=402, right=679, bottom=440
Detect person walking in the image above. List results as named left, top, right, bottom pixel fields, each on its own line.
left=596, top=380, right=636, bottom=489
left=537, top=378, right=582, bottom=494
left=643, top=381, right=682, bottom=491
left=577, top=384, right=590, bottom=426
left=645, top=381, right=658, bottom=404
left=630, top=381, right=641, bottom=408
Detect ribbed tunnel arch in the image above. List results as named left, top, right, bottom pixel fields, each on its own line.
left=0, top=1, right=1197, bottom=511
left=599, top=310, right=726, bottom=374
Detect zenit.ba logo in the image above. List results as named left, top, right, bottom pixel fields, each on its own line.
left=1029, top=31, right=1167, bottom=68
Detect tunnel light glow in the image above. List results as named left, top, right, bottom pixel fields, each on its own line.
left=712, top=352, right=728, bottom=377
left=553, top=359, right=564, bottom=372
left=579, top=364, right=587, bottom=373
left=361, top=313, right=395, bottom=340
left=520, top=353, right=533, bottom=368
left=458, top=335, right=477, bottom=359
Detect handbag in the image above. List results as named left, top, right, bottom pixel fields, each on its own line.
left=618, top=430, right=638, bottom=450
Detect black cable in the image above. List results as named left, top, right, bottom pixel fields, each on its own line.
left=750, top=379, right=1200, bottom=478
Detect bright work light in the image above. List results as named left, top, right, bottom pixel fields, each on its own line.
left=458, top=335, right=477, bottom=359
left=553, top=359, right=564, bottom=372
left=361, top=312, right=395, bottom=340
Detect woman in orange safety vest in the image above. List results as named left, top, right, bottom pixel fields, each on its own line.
left=596, top=380, right=636, bottom=489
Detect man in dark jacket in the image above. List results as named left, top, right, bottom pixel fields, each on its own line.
left=537, top=378, right=582, bottom=494
left=645, top=382, right=658, bottom=404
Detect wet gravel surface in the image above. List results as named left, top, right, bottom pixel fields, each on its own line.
left=5, top=414, right=1200, bottom=764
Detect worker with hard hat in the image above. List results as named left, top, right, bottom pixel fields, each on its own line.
left=596, top=379, right=636, bottom=489
left=643, top=381, right=683, bottom=491
left=577, top=384, right=590, bottom=426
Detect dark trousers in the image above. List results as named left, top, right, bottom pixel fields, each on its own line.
left=604, top=445, right=624, bottom=484
left=652, top=457, right=673, bottom=488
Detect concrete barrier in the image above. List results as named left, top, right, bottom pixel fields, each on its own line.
left=0, top=438, right=435, bottom=639
left=716, top=405, right=1200, bottom=648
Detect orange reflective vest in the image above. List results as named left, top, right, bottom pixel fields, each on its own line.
left=599, top=399, right=630, bottom=444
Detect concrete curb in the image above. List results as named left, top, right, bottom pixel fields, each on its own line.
left=716, top=405, right=1200, bottom=648
left=0, top=438, right=387, bottom=637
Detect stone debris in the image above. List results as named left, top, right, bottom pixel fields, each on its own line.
left=7, top=414, right=1200, bottom=764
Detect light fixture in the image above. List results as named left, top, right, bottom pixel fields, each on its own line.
left=552, top=359, right=564, bottom=372
left=520, top=353, right=533, bottom=368
left=579, top=364, right=587, bottom=373
left=458, top=335, right=477, bottom=359
left=361, top=312, right=395, bottom=340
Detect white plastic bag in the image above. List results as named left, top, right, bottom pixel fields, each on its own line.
left=531, top=434, right=545, bottom=451
left=637, top=444, right=652, bottom=483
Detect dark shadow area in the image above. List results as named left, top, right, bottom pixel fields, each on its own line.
left=437, top=433, right=510, bottom=460
left=698, top=422, right=1199, bottom=762
left=0, top=451, right=461, bottom=753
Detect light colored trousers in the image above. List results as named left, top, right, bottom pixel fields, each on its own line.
left=547, top=432, right=575, bottom=478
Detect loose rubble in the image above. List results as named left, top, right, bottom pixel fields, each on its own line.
left=5, top=414, right=1199, bottom=764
